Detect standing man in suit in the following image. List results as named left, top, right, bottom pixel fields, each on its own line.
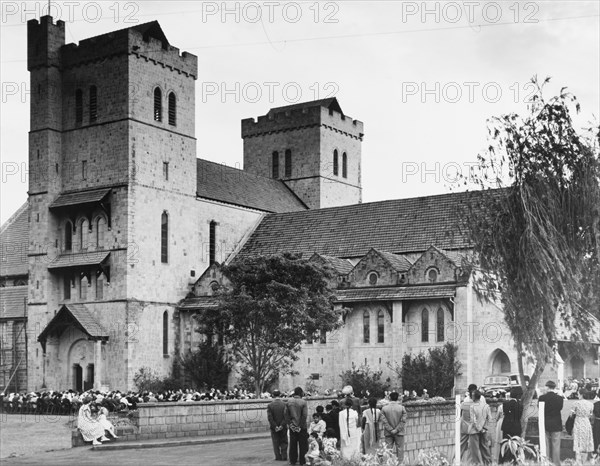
left=539, top=380, right=564, bottom=465
left=460, top=383, right=478, bottom=462
left=267, top=390, right=288, bottom=461
left=285, top=387, right=309, bottom=465
left=469, top=390, right=492, bottom=465
left=381, top=391, right=408, bottom=462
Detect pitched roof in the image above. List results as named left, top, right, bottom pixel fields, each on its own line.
left=38, top=304, right=108, bottom=349
left=196, top=159, right=307, bottom=213
left=0, top=202, right=29, bottom=277
left=376, top=250, right=413, bottom=272
left=318, top=255, right=355, bottom=275
left=237, top=190, right=482, bottom=259
left=335, top=284, right=456, bottom=303
left=0, top=286, right=27, bottom=319
left=267, top=98, right=343, bottom=116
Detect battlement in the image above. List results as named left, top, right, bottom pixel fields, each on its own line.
left=27, top=16, right=65, bottom=71
left=242, top=103, right=364, bottom=140
left=61, top=21, right=197, bottom=78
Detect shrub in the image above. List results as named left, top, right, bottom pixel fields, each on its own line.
left=338, top=365, right=391, bottom=398
left=133, top=367, right=178, bottom=393
left=179, top=340, right=231, bottom=390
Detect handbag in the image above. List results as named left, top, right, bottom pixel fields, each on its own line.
left=565, top=413, right=575, bottom=436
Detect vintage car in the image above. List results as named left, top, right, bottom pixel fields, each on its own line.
left=480, top=373, right=534, bottom=398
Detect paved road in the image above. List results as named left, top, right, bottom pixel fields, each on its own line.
left=2, top=437, right=276, bottom=466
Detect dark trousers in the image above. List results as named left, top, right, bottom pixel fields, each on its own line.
left=271, top=428, right=288, bottom=460
left=289, top=428, right=308, bottom=465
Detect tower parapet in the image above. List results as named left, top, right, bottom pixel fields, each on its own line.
left=242, top=98, right=363, bottom=209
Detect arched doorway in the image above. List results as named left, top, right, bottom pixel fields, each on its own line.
left=73, top=364, right=83, bottom=391
left=491, top=349, right=511, bottom=374
left=571, top=356, right=585, bottom=379
left=68, top=338, right=93, bottom=390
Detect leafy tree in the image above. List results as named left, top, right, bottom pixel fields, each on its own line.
left=133, top=366, right=179, bottom=393
left=339, top=364, right=392, bottom=398
left=195, top=253, right=342, bottom=395
left=460, top=77, right=600, bottom=432
left=179, top=340, right=231, bottom=390
left=392, top=343, right=461, bottom=397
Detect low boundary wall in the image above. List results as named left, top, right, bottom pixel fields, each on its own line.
left=73, top=398, right=502, bottom=462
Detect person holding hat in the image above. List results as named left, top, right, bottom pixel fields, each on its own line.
left=267, top=389, right=288, bottom=461
left=285, top=387, right=308, bottom=465
left=538, top=380, right=563, bottom=465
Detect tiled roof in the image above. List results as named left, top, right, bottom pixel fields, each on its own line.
left=49, top=188, right=111, bottom=209
left=48, top=251, right=110, bottom=270
left=316, top=254, right=355, bottom=275
left=0, top=202, right=29, bottom=277
left=178, top=296, right=220, bottom=311
left=335, top=285, right=456, bottom=303
left=376, top=250, right=413, bottom=272
left=0, top=286, right=27, bottom=319
left=38, top=304, right=108, bottom=347
left=196, top=159, right=307, bottom=213
left=267, top=98, right=343, bottom=116
left=238, top=190, right=484, bottom=259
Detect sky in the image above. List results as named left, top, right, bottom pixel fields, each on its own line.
left=1, top=0, right=599, bottom=224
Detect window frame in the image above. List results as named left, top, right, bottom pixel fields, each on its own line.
left=421, top=308, right=429, bottom=342
left=377, top=310, right=385, bottom=343
left=333, top=149, right=339, bottom=176
left=168, top=92, right=176, bottom=126
left=154, top=87, right=162, bottom=122
left=363, top=310, right=370, bottom=344
left=161, top=211, right=169, bottom=263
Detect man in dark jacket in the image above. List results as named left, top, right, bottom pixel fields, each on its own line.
left=285, top=387, right=308, bottom=465
left=267, top=390, right=288, bottom=461
left=538, top=380, right=564, bottom=465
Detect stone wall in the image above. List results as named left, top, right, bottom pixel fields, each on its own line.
left=72, top=398, right=501, bottom=464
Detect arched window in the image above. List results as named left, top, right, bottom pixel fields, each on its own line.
left=437, top=308, right=445, bottom=342
left=75, top=89, right=83, bottom=124
left=272, top=151, right=279, bottom=179
left=79, top=219, right=88, bottom=251
left=421, top=308, right=429, bottom=342
left=342, top=152, right=348, bottom=178
left=209, top=220, right=217, bottom=265
left=154, top=87, right=162, bottom=122
left=89, top=86, right=97, bottom=123
left=64, top=274, right=72, bottom=300
left=377, top=310, right=385, bottom=343
left=96, top=217, right=106, bottom=250
left=161, top=211, right=168, bottom=263
left=80, top=275, right=88, bottom=300
left=96, top=273, right=104, bottom=300
left=333, top=150, right=339, bottom=176
left=168, top=92, right=176, bottom=126
left=284, top=149, right=292, bottom=178
left=163, top=311, right=169, bottom=356
left=363, top=311, right=370, bottom=344
left=65, top=221, right=73, bottom=251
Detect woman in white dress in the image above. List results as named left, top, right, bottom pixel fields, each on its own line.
left=362, top=398, right=383, bottom=455
left=572, top=389, right=594, bottom=464
left=339, top=398, right=361, bottom=460
left=77, top=396, right=109, bottom=445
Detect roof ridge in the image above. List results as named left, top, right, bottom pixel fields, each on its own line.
left=0, top=201, right=28, bottom=235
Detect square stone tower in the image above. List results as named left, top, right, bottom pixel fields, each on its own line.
left=26, top=16, right=198, bottom=390
left=241, top=98, right=364, bottom=209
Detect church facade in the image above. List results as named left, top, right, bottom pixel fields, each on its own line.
left=0, top=17, right=595, bottom=394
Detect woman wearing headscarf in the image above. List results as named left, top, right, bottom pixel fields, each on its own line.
left=77, top=396, right=109, bottom=445
left=339, top=398, right=361, bottom=459
left=361, top=397, right=383, bottom=455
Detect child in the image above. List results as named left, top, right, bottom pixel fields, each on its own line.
left=308, top=412, right=327, bottom=438
left=322, top=428, right=338, bottom=459
left=97, top=406, right=119, bottom=439
left=305, top=432, right=322, bottom=465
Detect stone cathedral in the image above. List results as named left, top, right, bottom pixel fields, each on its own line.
left=0, top=17, right=595, bottom=394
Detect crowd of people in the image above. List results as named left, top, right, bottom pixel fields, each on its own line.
left=460, top=379, right=600, bottom=466
left=267, top=385, right=408, bottom=465
left=0, top=387, right=266, bottom=415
